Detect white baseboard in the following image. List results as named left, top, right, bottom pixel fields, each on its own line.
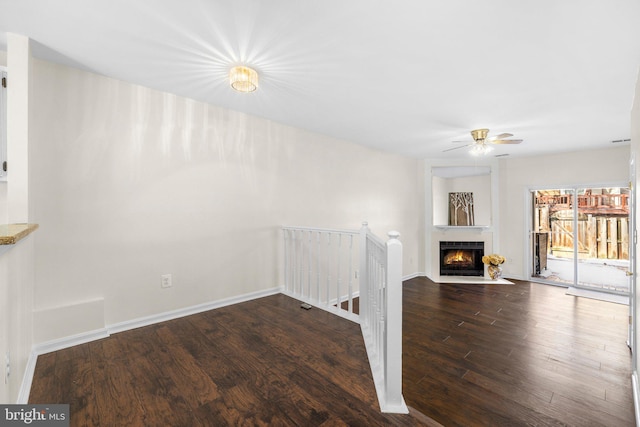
left=402, top=272, right=425, bottom=281
left=34, top=328, right=110, bottom=356
left=282, top=289, right=360, bottom=324
left=107, top=286, right=283, bottom=334
left=633, top=372, right=640, bottom=427
left=329, top=291, right=360, bottom=306
left=21, top=286, right=283, bottom=404
left=18, top=329, right=110, bottom=404
left=16, top=350, right=38, bottom=404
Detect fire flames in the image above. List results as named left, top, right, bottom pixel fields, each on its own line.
left=444, top=250, right=473, bottom=265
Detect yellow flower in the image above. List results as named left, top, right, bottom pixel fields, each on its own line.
left=482, top=254, right=505, bottom=266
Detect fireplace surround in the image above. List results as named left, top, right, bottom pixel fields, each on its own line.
left=439, top=241, right=485, bottom=276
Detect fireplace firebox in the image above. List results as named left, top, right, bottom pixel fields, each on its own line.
left=439, top=241, right=484, bottom=276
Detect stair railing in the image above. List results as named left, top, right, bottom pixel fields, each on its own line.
left=282, top=222, right=407, bottom=413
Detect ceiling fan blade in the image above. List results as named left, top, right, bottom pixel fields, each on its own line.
left=489, top=139, right=523, bottom=145
left=442, top=144, right=472, bottom=152
left=488, top=133, right=513, bottom=140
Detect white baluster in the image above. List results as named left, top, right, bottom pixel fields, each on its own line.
left=359, top=222, right=369, bottom=326
left=286, top=230, right=290, bottom=292
left=282, top=224, right=406, bottom=413
left=326, top=232, right=332, bottom=306
left=291, top=230, right=297, bottom=295
left=348, top=233, right=353, bottom=314
left=316, top=232, right=322, bottom=303
left=308, top=230, right=312, bottom=299
left=298, top=229, right=304, bottom=296
left=336, top=233, right=342, bottom=313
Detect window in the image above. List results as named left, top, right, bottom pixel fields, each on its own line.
left=530, top=186, right=630, bottom=295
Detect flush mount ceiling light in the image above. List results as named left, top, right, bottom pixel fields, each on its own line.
left=229, top=65, right=258, bottom=93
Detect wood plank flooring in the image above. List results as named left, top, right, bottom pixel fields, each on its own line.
left=29, top=277, right=634, bottom=426
left=402, top=277, right=634, bottom=426
left=29, top=294, right=432, bottom=426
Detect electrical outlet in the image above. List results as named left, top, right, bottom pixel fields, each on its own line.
left=161, top=274, right=172, bottom=288
left=5, top=351, right=10, bottom=384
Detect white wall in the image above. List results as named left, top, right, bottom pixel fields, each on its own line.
left=497, top=146, right=630, bottom=279
left=0, top=238, right=35, bottom=403
left=0, top=36, right=35, bottom=404
left=432, top=174, right=491, bottom=226
left=29, top=59, right=425, bottom=342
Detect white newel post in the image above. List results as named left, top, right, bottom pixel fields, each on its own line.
left=385, top=231, right=406, bottom=412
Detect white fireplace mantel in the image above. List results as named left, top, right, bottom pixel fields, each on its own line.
left=429, top=230, right=494, bottom=282
left=434, top=225, right=491, bottom=232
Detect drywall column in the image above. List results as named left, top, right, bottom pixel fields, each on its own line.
left=6, top=33, right=31, bottom=223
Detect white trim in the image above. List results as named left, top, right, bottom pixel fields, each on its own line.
left=402, top=272, right=424, bottom=281
left=19, top=328, right=110, bottom=404
left=434, top=225, right=490, bottom=231
left=282, top=225, right=358, bottom=235
left=524, top=186, right=532, bottom=280
left=16, top=350, right=38, bottom=404
left=633, top=372, right=640, bottom=427
left=34, top=329, right=110, bottom=356
left=330, top=290, right=360, bottom=307
left=108, top=286, right=282, bottom=334
left=282, top=289, right=360, bottom=324
left=20, top=287, right=283, bottom=404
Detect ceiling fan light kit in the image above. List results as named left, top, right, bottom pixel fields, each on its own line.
left=470, top=144, right=493, bottom=156
left=443, top=128, right=523, bottom=156
left=229, top=65, right=259, bottom=93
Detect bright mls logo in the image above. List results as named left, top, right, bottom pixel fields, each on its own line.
left=0, top=405, right=69, bottom=426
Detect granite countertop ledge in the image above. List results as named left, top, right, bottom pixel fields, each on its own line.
left=0, top=223, right=39, bottom=245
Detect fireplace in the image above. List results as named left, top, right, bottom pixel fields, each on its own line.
left=439, top=241, right=484, bottom=276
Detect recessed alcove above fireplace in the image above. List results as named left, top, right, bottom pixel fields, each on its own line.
left=439, top=241, right=484, bottom=276
left=432, top=166, right=492, bottom=227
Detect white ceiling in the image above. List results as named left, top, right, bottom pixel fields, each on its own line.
left=1, top=0, right=639, bottom=159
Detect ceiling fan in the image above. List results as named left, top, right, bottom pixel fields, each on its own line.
left=443, top=128, right=523, bottom=155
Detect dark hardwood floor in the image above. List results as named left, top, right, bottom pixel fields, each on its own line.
left=403, top=277, right=634, bottom=426
left=29, top=293, right=433, bottom=426
left=29, top=277, right=634, bottom=426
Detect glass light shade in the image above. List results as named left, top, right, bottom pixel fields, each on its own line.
left=229, top=66, right=258, bottom=93
left=470, top=144, right=493, bottom=156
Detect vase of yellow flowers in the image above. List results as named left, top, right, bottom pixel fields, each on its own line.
left=482, top=254, right=505, bottom=279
